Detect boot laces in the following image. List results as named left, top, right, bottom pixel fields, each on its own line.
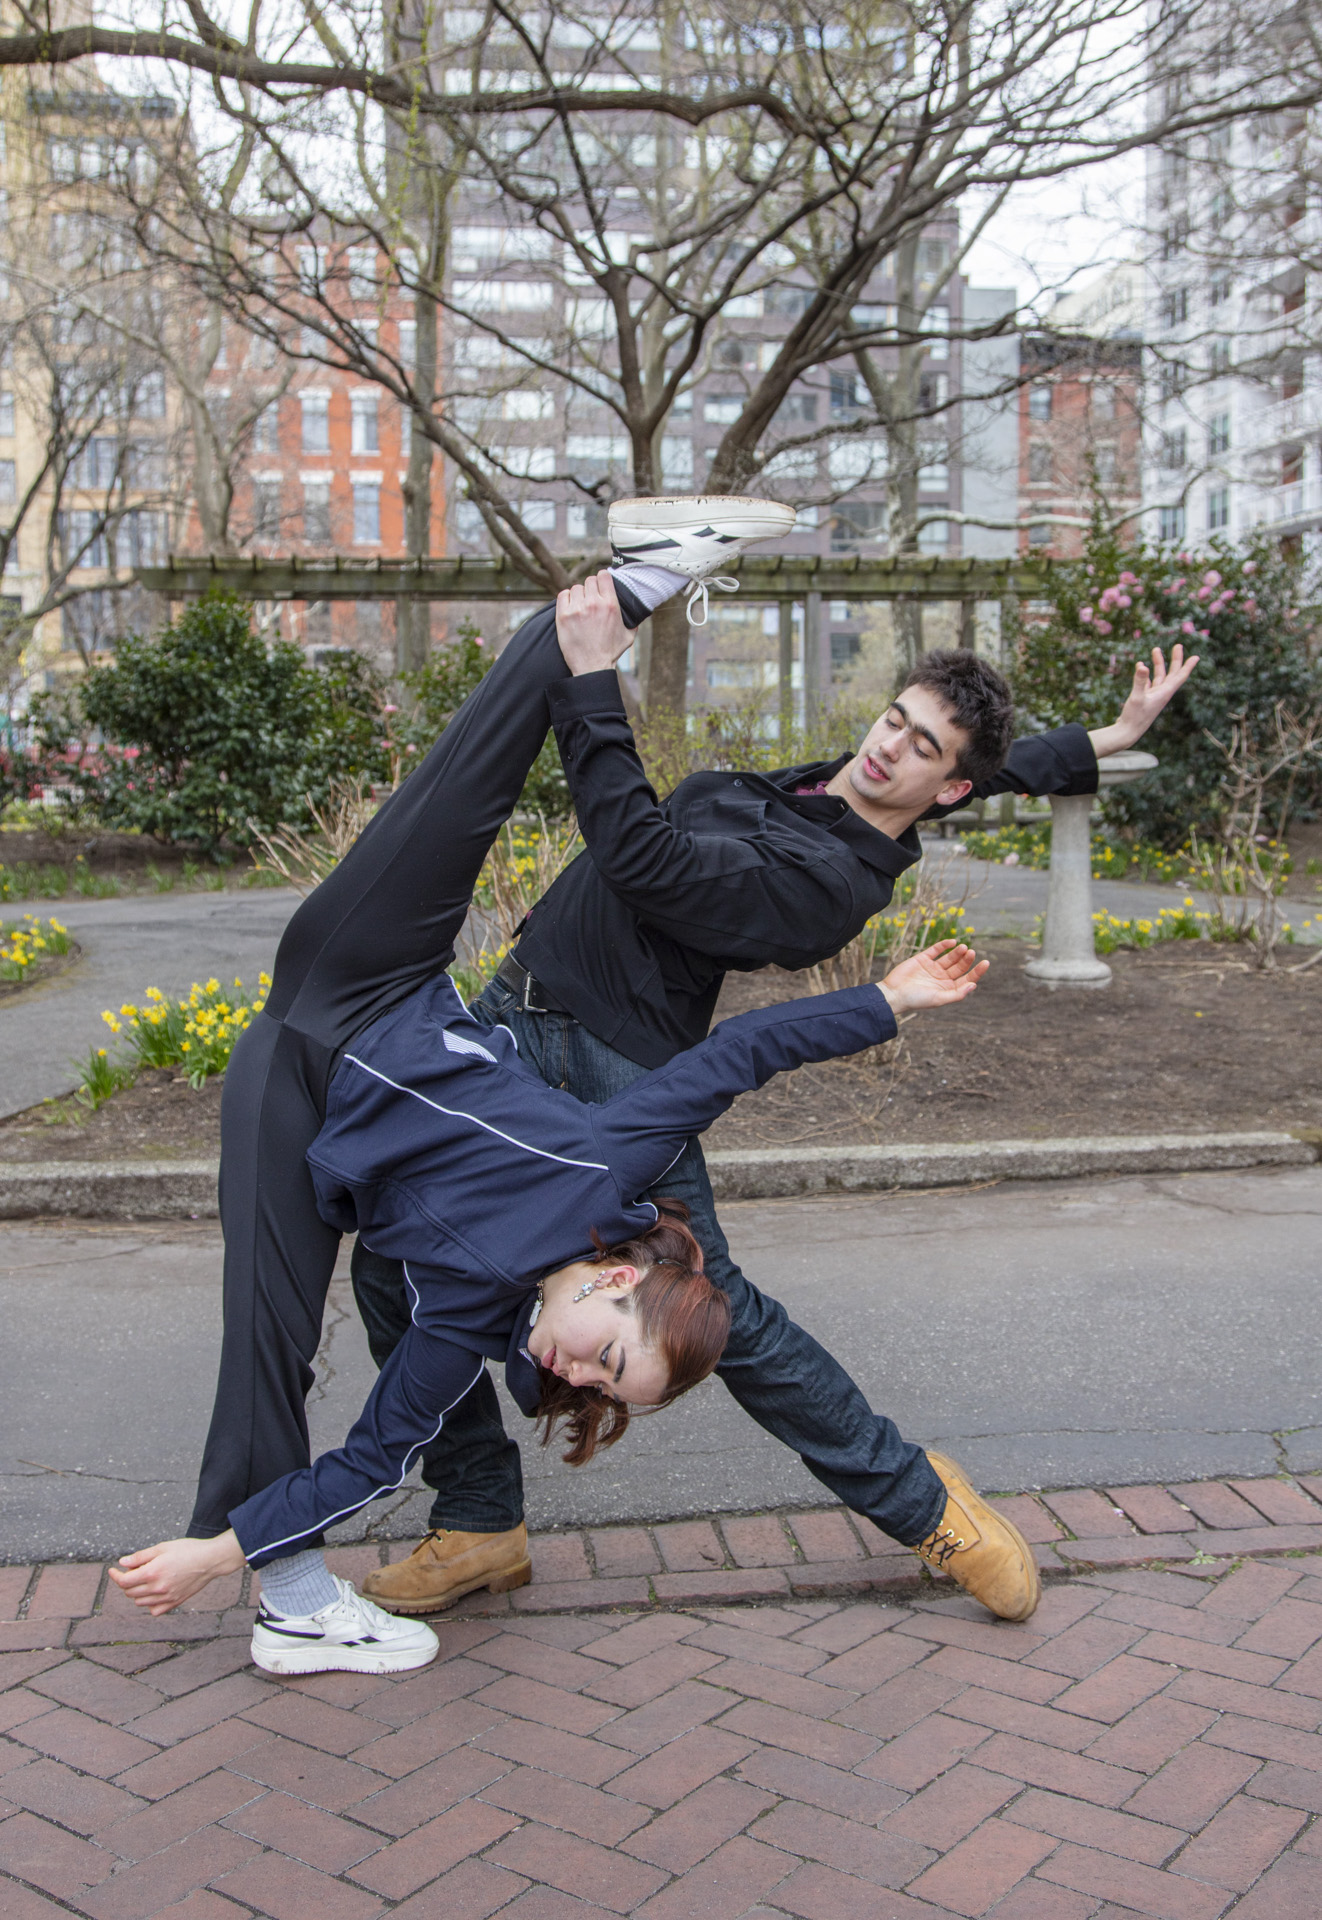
left=916, top=1522, right=966, bottom=1569
left=685, top=575, right=740, bottom=625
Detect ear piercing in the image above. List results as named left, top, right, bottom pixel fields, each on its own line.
left=572, top=1279, right=597, bottom=1302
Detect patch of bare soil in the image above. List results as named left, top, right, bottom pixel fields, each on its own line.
left=2, top=937, right=1319, bottom=1162
left=704, top=936, right=1322, bottom=1148
left=0, top=1069, right=224, bottom=1163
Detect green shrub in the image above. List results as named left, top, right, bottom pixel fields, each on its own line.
left=35, top=594, right=388, bottom=853
left=1010, top=518, right=1322, bottom=847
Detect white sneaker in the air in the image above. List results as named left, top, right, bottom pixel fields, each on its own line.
left=250, top=1576, right=440, bottom=1676
left=609, top=494, right=797, bottom=623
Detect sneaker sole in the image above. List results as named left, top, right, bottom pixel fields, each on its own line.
left=926, top=1451, right=1041, bottom=1622
left=363, top=1556, right=532, bottom=1617
left=609, top=496, right=798, bottom=538
left=250, top=1636, right=439, bottom=1677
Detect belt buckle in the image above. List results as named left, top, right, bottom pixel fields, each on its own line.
left=522, top=972, right=548, bottom=1015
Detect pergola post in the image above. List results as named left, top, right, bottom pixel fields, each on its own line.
left=778, top=599, right=795, bottom=745
left=803, top=591, right=822, bottom=728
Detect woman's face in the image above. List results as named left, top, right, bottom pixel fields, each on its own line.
left=526, top=1262, right=670, bottom=1406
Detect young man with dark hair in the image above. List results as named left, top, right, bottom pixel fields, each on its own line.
left=345, top=508, right=1196, bottom=1622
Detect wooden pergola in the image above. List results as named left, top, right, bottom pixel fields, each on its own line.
left=136, top=551, right=1052, bottom=721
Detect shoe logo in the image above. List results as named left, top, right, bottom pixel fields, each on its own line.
left=613, top=535, right=683, bottom=555
left=258, top=1621, right=328, bottom=1640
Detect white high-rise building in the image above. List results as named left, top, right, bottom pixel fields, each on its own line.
left=1142, top=93, right=1319, bottom=551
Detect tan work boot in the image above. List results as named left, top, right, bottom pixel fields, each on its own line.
left=362, top=1524, right=531, bottom=1615
left=913, top=1453, right=1041, bottom=1622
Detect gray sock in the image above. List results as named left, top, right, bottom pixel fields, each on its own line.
left=608, top=563, right=688, bottom=612
left=258, top=1548, right=339, bottom=1618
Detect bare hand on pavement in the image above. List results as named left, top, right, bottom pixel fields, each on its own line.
left=556, top=570, right=637, bottom=675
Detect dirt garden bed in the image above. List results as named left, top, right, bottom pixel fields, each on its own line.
left=2, top=934, right=1319, bottom=1164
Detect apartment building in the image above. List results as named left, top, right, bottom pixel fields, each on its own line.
left=3, top=84, right=181, bottom=694
left=1017, top=329, right=1143, bottom=557
left=1142, top=81, right=1319, bottom=551
left=195, top=247, right=442, bottom=664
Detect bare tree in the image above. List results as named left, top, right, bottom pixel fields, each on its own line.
left=10, top=0, right=1320, bottom=707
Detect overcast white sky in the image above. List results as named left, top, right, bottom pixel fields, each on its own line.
left=961, top=153, right=1146, bottom=315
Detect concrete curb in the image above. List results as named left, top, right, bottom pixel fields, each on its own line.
left=0, top=1159, right=219, bottom=1220
left=705, top=1129, right=1318, bottom=1198
left=0, top=1129, right=1316, bottom=1219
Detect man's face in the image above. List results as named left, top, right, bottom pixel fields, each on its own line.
left=844, top=684, right=974, bottom=821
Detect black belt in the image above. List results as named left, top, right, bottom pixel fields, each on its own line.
left=494, top=952, right=572, bottom=1015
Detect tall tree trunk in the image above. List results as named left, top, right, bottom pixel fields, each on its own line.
left=647, top=596, right=690, bottom=713
left=397, top=282, right=438, bottom=672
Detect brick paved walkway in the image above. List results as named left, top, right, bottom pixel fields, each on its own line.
left=7, top=1475, right=1322, bottom=1918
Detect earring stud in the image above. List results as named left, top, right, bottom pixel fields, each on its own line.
left=572, top=1280, right=596, bottom=1302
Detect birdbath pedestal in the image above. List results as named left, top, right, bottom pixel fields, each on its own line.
left=1023, top=750, right=1158, bottom=990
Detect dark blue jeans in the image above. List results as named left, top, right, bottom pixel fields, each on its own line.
left=351, top=976, right=947, bottom=1547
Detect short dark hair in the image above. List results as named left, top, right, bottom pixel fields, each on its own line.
left=900, top=649, right=1016, bottom=785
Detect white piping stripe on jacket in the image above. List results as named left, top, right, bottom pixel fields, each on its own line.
left=247, top=1256, right=487, bottom=1560
left=341, top=1053, right=611, bottom=1172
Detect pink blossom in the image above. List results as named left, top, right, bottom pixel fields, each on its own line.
left=127, top=781, right=135, bottom=790
left=1178, top=551, right=1191, bottom=562
left=1119, top=570, right=1138, bottom=585
left=473, top=636, right=485, bottom=647
left=1133, top=629, right=1142, bottom=640
left=1002, top=851, right=1020, bottom=867
left=1095, top=618, right=1113, bottom=635
left=405, top=743, right=417, bottom=753
left=1203, top=570, right=1222, bottom=587
left=382, top=703, right=400, bottom=715
left=1196, top=586, right=1211, bottom=601
left=124, top=746, right=141, bottom=761
left=1243, top=560, right=1258, bottom=575
left=1116, top=593, right=1132, bottom=609
left=1199, top=628, right=1210, bottom=639
left=1085, top=564, right=1094, bottom=575
left=1243, top=597, right=1258, bottom=614
left=1181, top=619, right=1196, bottom=634
left=1172, top=577, right=1186, bottom=591
left=1079, top=606, right=1093, bottom=623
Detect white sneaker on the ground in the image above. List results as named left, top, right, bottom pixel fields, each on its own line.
left=609, top=495, right=797, bottom=623
left=250, top=1576, right=440, bottom=1676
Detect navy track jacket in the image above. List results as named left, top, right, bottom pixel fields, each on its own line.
left=229, top=972, right=898, bottom=1564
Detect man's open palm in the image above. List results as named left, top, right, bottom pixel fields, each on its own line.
left=879, top=940, right=990, bottom=1017
left=1114, top=644, right=1200, bottom=746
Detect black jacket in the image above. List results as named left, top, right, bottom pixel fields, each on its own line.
left=514, top=672, right=1099, bottom=1068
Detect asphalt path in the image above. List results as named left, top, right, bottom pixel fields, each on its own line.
left=11, top=846, right=1313, bottom=1120
left=4, top=1163, right=1319, bottom=1562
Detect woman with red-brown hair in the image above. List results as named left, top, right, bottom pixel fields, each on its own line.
left=108, top=562, right=987, bottom=1678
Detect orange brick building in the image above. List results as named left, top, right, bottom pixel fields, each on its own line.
left=1018, top=332, right=1142, bottom=558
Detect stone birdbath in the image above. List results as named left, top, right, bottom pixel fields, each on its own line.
left=1023, top=750, right=1159, bottom=989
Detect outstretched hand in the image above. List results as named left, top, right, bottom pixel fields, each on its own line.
left=878, top=940, right=989, bottom=1018
left=556, top=569, right=637, bottom=676
left=1089, top=644, right=1200, bottom=759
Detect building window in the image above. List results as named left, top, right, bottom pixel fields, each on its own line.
left=1208, top=412, right=1231, bottom=457
left=519, top=499, right=556, bottom=532
left=918, top=460, right=949, bottom=492
left=251, top=478, right=282, bottom=542
left=1158, top=361, right=1188, bottom=402
left=1158, top=505, right=1186, bottom=542
left=128, top=510, right=166, bottom=564
left=0, top=392, right=13, bottom=438
left=1161, top=221, right=1188, bottom=261
left=60, top=509, right=108, bottom=567
left=251, top=402, right=279, bottom=454
left=347, top=246, right=376, bottom=301
left=1208, top=486, right=1230, bottom=531
left=830, top=371, right=860, bottom=415
left=1161, top=287, right=1190, bottom=327
left=352, top=479, right=380, bottom=544
left=1028, top=383, right=1052, bottom=421
left=1095, top=445, right=1118, bottom=485
left=1091, top=384, right=1116, bottom=421
left=398, top=320, right=416, bottom=369
left=300, top=392, right=330, bottom=453
left=1027, top=520, right=1051, bottom=546
left=1209, top=272, right=1232, bottom=308
left=1028, top=442, right=1052, bottom=484
left=303, top=478, right=331, bottom=544
left=130, top=371, right=166, bottom=419
left=71, top=436, right=120, bottom=488
left=703, top=396, right=743, bottom=425
left=1159, top=428, right=1187, bottom=469
left=1209, top=340, right=1232, bottom=377
left=350, top=390, right=379, bottom=454
left=0, top=458, right=14, bottom=506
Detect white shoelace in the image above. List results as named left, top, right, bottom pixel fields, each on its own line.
left=685, top=575, right=740, bottom=625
